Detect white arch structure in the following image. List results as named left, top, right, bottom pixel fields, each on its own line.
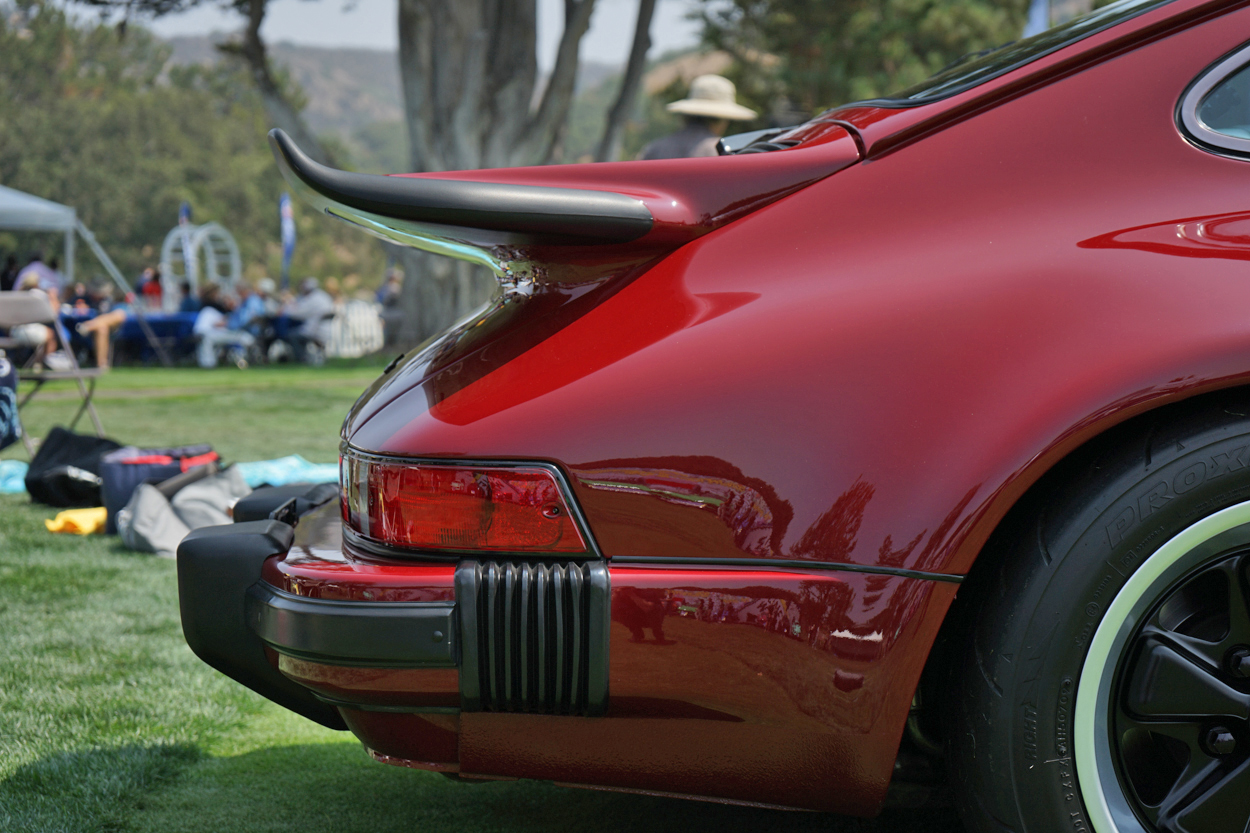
left=159, top=222, right=242, bottom=310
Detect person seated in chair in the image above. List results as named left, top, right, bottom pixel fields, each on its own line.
left=228, top=282, right=266, bottom=338
left=178, top=282, right=201, bottom=314
left=15, top=252, right=61, bottom=298
left=9, top=274, right=59, bottom=367
left=193, top=284, right=255, bottom=369
left=283, top=277, right=334, bottom=364
left=75, top=286, right=132, bottom=370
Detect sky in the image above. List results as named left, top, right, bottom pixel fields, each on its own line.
left=139, top=0, right=703, bottom=70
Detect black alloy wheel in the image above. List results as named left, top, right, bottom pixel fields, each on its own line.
left=946, top=393, right=1250, bottom=833
left=1107, top=553, right=1250, bottom=833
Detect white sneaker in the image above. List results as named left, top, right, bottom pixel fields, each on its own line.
left=44, top=351, right=72, bottom=371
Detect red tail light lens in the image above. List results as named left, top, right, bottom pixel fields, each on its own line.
left=341, top=454, right=587, bottom=554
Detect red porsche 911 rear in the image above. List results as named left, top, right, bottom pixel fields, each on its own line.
left=181, top=0, right=1250, bottom=828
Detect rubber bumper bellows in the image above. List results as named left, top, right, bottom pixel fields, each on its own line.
left=176, top=520, right=347, bottom=729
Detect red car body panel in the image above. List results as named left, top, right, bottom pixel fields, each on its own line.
left=187, top=0, right=1250, bottom=816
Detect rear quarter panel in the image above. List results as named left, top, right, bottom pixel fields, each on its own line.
left=355, top=9, right=1250, bottom=579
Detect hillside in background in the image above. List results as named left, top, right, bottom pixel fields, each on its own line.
left=165, top=35, right=622, bottom=172
left=167, top=37, right=402, bottom=139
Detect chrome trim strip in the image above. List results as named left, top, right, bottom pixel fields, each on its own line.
left=1178, top=40, right=1250, bottom=156
left=611, top=555, right=963, bottom=583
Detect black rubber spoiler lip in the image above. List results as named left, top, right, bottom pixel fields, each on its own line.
left=268, top=129, right=653, bottom=245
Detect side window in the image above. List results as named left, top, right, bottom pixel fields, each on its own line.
left=1180, top=44, right=1250, bottom=155
left=1198, top=63, right=1250, bottom=140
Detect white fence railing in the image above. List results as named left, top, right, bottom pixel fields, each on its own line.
left=326, top=300, right=384, bottom=359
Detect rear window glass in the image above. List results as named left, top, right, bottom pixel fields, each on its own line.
left=875, top=0, right=1176, bottom=105
left=1198, top=63, right=1250, bottom=139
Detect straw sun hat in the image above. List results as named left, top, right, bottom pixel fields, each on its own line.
left=666, top=75, right=757, bottom=121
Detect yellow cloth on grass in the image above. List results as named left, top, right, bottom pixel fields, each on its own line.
left=45, top=506, right=107, bottom=535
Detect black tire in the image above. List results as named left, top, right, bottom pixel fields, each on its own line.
left=948, top=391, right=1250, bottom=833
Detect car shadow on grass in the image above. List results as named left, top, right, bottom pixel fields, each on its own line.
left=122, top=740, right=967, bottom=833
left=0, top=742, right=202, bottom=833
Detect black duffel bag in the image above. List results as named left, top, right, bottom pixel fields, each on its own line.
left=25, top=426, right=122, bottom=507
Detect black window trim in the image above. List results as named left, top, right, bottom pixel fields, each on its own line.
left=1178, top=40, right=1250, bottom=157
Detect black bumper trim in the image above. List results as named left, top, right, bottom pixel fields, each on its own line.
left=310, top=693, right=461, bottom=715
left=180, top=518, right=614, bottom=724
left=246, top=584, right=457, bottom=668
left=177, top=520, right=347, bottom=730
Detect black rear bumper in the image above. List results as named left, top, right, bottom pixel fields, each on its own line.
left=177, top=518, right=612, bottom=724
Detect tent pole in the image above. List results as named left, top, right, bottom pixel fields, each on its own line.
left=64, top=227, right=74, bottom=286
left=74, top=219, right=173, bottom=367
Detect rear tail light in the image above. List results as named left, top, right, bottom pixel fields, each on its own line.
left=340, top=452, right=587, bottom=554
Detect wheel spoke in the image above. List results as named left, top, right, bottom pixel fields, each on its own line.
left=1165, top=757, right=1250, bottom=833
left=1119, top=715, right=1205, bottom=751
left=1220, top=557, right=1250, bottom=647
left=1141, top=622, right=1228, bottom=673
left=1140, top=556, right=1250, bottom=672
left=1124, top=639, right=1249, bottom=722
left=1114, top=717, right=1207, bottom=827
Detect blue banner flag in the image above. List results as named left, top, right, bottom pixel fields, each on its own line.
left=280, top=192, right=296, bottom=291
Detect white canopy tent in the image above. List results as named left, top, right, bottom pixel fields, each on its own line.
left=0, top=184, right=170, bottom=365
left=0, top=184, right=78, bottom=283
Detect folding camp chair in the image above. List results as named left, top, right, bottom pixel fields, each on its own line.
left=0, top=291, right=105, bottom=455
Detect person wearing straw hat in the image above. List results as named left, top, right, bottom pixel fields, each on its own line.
left=639, top=74, right=757, bottom=160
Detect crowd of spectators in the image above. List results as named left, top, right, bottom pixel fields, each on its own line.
left=190, top=275, right=336, bottom=368
left=3, top=248, right=389, bottom=369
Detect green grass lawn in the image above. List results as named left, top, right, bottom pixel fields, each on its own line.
left=1, top=360, right=388, bottom=464
left=0, top=364, right=966, bottom=832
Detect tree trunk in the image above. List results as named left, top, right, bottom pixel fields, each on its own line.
left=391, top=0, right=600, bottom=347
left=389, top=246, right=493, bottom=347
left=510, top=0, right=596, bottom=166
left=595, top=0, right=657, bottom=162
left=216, top=0, right=336, bottom=167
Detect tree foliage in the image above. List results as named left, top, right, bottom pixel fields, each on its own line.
left=700, top=0, right=1031, bottom=115
left=0, top=1, right=380, bottom=283
left=72, top=0, right=660, bottom=346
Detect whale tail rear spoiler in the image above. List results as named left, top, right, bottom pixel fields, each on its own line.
left=269, top=129, right=653, bottom=256
left=268, top=125, right=861, bottom=280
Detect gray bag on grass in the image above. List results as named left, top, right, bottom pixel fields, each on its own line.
left=117, top=467, right=252, bottom=558
left=170, top=465, right=251, bottom=529
left=117, top=484, right=190, bottom=559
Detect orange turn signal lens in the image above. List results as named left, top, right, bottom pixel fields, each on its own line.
left=341, top=454, right=586, bottom=554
